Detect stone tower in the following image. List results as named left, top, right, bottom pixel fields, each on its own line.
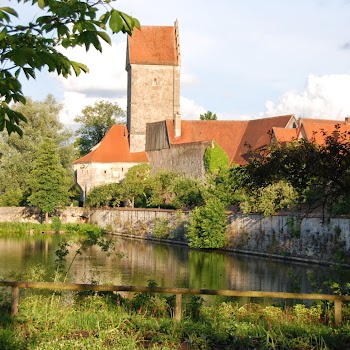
left=126, top=20, right=181, bottom=152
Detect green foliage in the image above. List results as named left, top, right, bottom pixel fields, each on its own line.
left=74, top=100, right=126, bottom=156
left=122, top=163, right=151, bottom=208
left=2, top=292, right=350, bottom=350
left=240, top=180, right=298, bottom=216
left=287, top=216, right=302, bottom=238
left=146, top=170, right=176, bottom=208
left=207, top=164, right=246, bottom=206
left=245, top=127, right=350, bottom=213
left=0, top=95, right=75, bottom=206
left=331, top=195, right=350, bottom=215
left=27, top=137, right=70, bottom=216
left=84, top=167, right=205, bottom=210
left=153, top=219, right=170, bottom=239
left=51, top=216, right=61, bottom=234
left=204, top=142, right=229, bottom=174
left=0, top=187, right=23, bottom=206
left=170, top=176, right=205, bottom=209
left=85, top=183, right=123, bottom=208
left=0, top=1, right=139, bottom=135
left=199, top=111, right=217, bottom=120
left=187, top=197, right=227, bottom=248
left=147, top=171, right=205, bottom=209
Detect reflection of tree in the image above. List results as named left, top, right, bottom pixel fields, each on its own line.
left=188, top=250, right=226, bottom=289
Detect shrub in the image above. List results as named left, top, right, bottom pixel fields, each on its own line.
left=85, top=183, right=123, bottom=208
left=240, top=180, right=298, bottom=216
left=186, top=197, right=227, bottom=248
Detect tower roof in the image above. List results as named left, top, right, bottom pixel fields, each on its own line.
left=127, top=23, right=180, bottom=66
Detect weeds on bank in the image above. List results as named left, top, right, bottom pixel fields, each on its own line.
left=1, top=280, right=350, bottom=350
left=0, top=221, right=104, bottom=237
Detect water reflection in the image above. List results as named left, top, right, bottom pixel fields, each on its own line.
left=0, top=234, right=340, bottom=294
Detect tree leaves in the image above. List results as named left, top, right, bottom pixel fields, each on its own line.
left=0, top=1, right=140, bottom=136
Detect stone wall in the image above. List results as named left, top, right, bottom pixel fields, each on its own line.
left=1, top=207, right=350, bottom=264
left=147, top=142, right=210, bottom=178
left=227, top=213, right=350, bottom=264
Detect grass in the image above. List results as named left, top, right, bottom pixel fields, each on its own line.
left=1, top=288, right=350, bottom=350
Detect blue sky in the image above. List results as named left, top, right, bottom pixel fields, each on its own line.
left=11, top=0, right=350, bottom=124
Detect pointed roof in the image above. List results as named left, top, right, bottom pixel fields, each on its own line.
left=127, top=24, right=180, bottom=66
left=165, top=115, right=295, bottom=165
left=73, top=125, right=148, bottom=164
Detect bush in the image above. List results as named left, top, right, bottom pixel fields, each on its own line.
left=85, top=183, right=123, bottom=208
left=240, top=180, right=298, bottom=216
left=186, top=197, right=227, bottom=248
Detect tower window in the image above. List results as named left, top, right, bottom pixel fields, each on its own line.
left=152, top=78, right=158, bottom=86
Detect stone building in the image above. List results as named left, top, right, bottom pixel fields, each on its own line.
left=73, top=125, right=148, bottom=203
left=146, top=115, right=297, bottom=177
left=73, top=20, right=350, bottom=202
left=126, top=21, right=181, bottom=152
left=73, top=21, right=180, bottom=202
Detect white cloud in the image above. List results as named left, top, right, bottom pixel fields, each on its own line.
left=264, top=74, right=350, bottom=120
left=59, top=92, right=127, bottom=126
left=180, top=96, right=206, bottom=120
left=54, top=41, right=128, bottom=124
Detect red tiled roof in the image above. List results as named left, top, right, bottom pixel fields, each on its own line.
left=73, top=125, right=148, bottom=164
left=299, top=118, right=346, bottom=125
left=165, top=115, right=295, bottom=165
left=128, top=26, right=179, bottom=66
left=166, top=120, right=247, bottom=162
left=233, top=115, right=295, bottom=164
left=300, top=123, right=350, bottom=145
left=272, top=127, right=298, bottom=143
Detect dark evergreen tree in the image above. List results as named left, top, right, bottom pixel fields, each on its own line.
left=27, top=138, right=70, bottom=221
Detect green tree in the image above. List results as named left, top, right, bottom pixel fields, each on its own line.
left=207, top=165, right=246, bottom=206
left=27, top=137, right=70, bottom=221
left=170, top=176, right=205, bottom=209
left=200, top=111, right=217, bottom=120
left=186, top=198, right=227, bottom=249
left=0, top=1, right=139, bottom=135
left=121, top=164, right=151, bottom=208
left=147, top=171, right=177, bottom=208
left=244, top=126, right=350, bottom=214
left=0, top=95, right=75, bottom=205
left=240, top=180, right=298, bottom=216
left=85, top=183, right=123, bottom=208
left=75, top=100, right=126, bottom=156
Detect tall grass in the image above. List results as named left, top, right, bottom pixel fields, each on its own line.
left=0, top=222, right=105, bottom=237
left=1, top=286, right=350, bottom=350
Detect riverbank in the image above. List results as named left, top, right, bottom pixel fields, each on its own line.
left=1, top=207, right=350, bottom=266
left=1, top=288, right=350, bottom=350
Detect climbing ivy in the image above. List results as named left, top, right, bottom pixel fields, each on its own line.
left=204, top=142, right=229, bottom=174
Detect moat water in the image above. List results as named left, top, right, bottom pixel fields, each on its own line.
left=0, top=234, right=344, bottom=297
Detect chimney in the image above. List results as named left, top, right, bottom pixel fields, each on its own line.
left=174, top=112, right=181, bottom=138
left=345, top=116, right=350, bottom=125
